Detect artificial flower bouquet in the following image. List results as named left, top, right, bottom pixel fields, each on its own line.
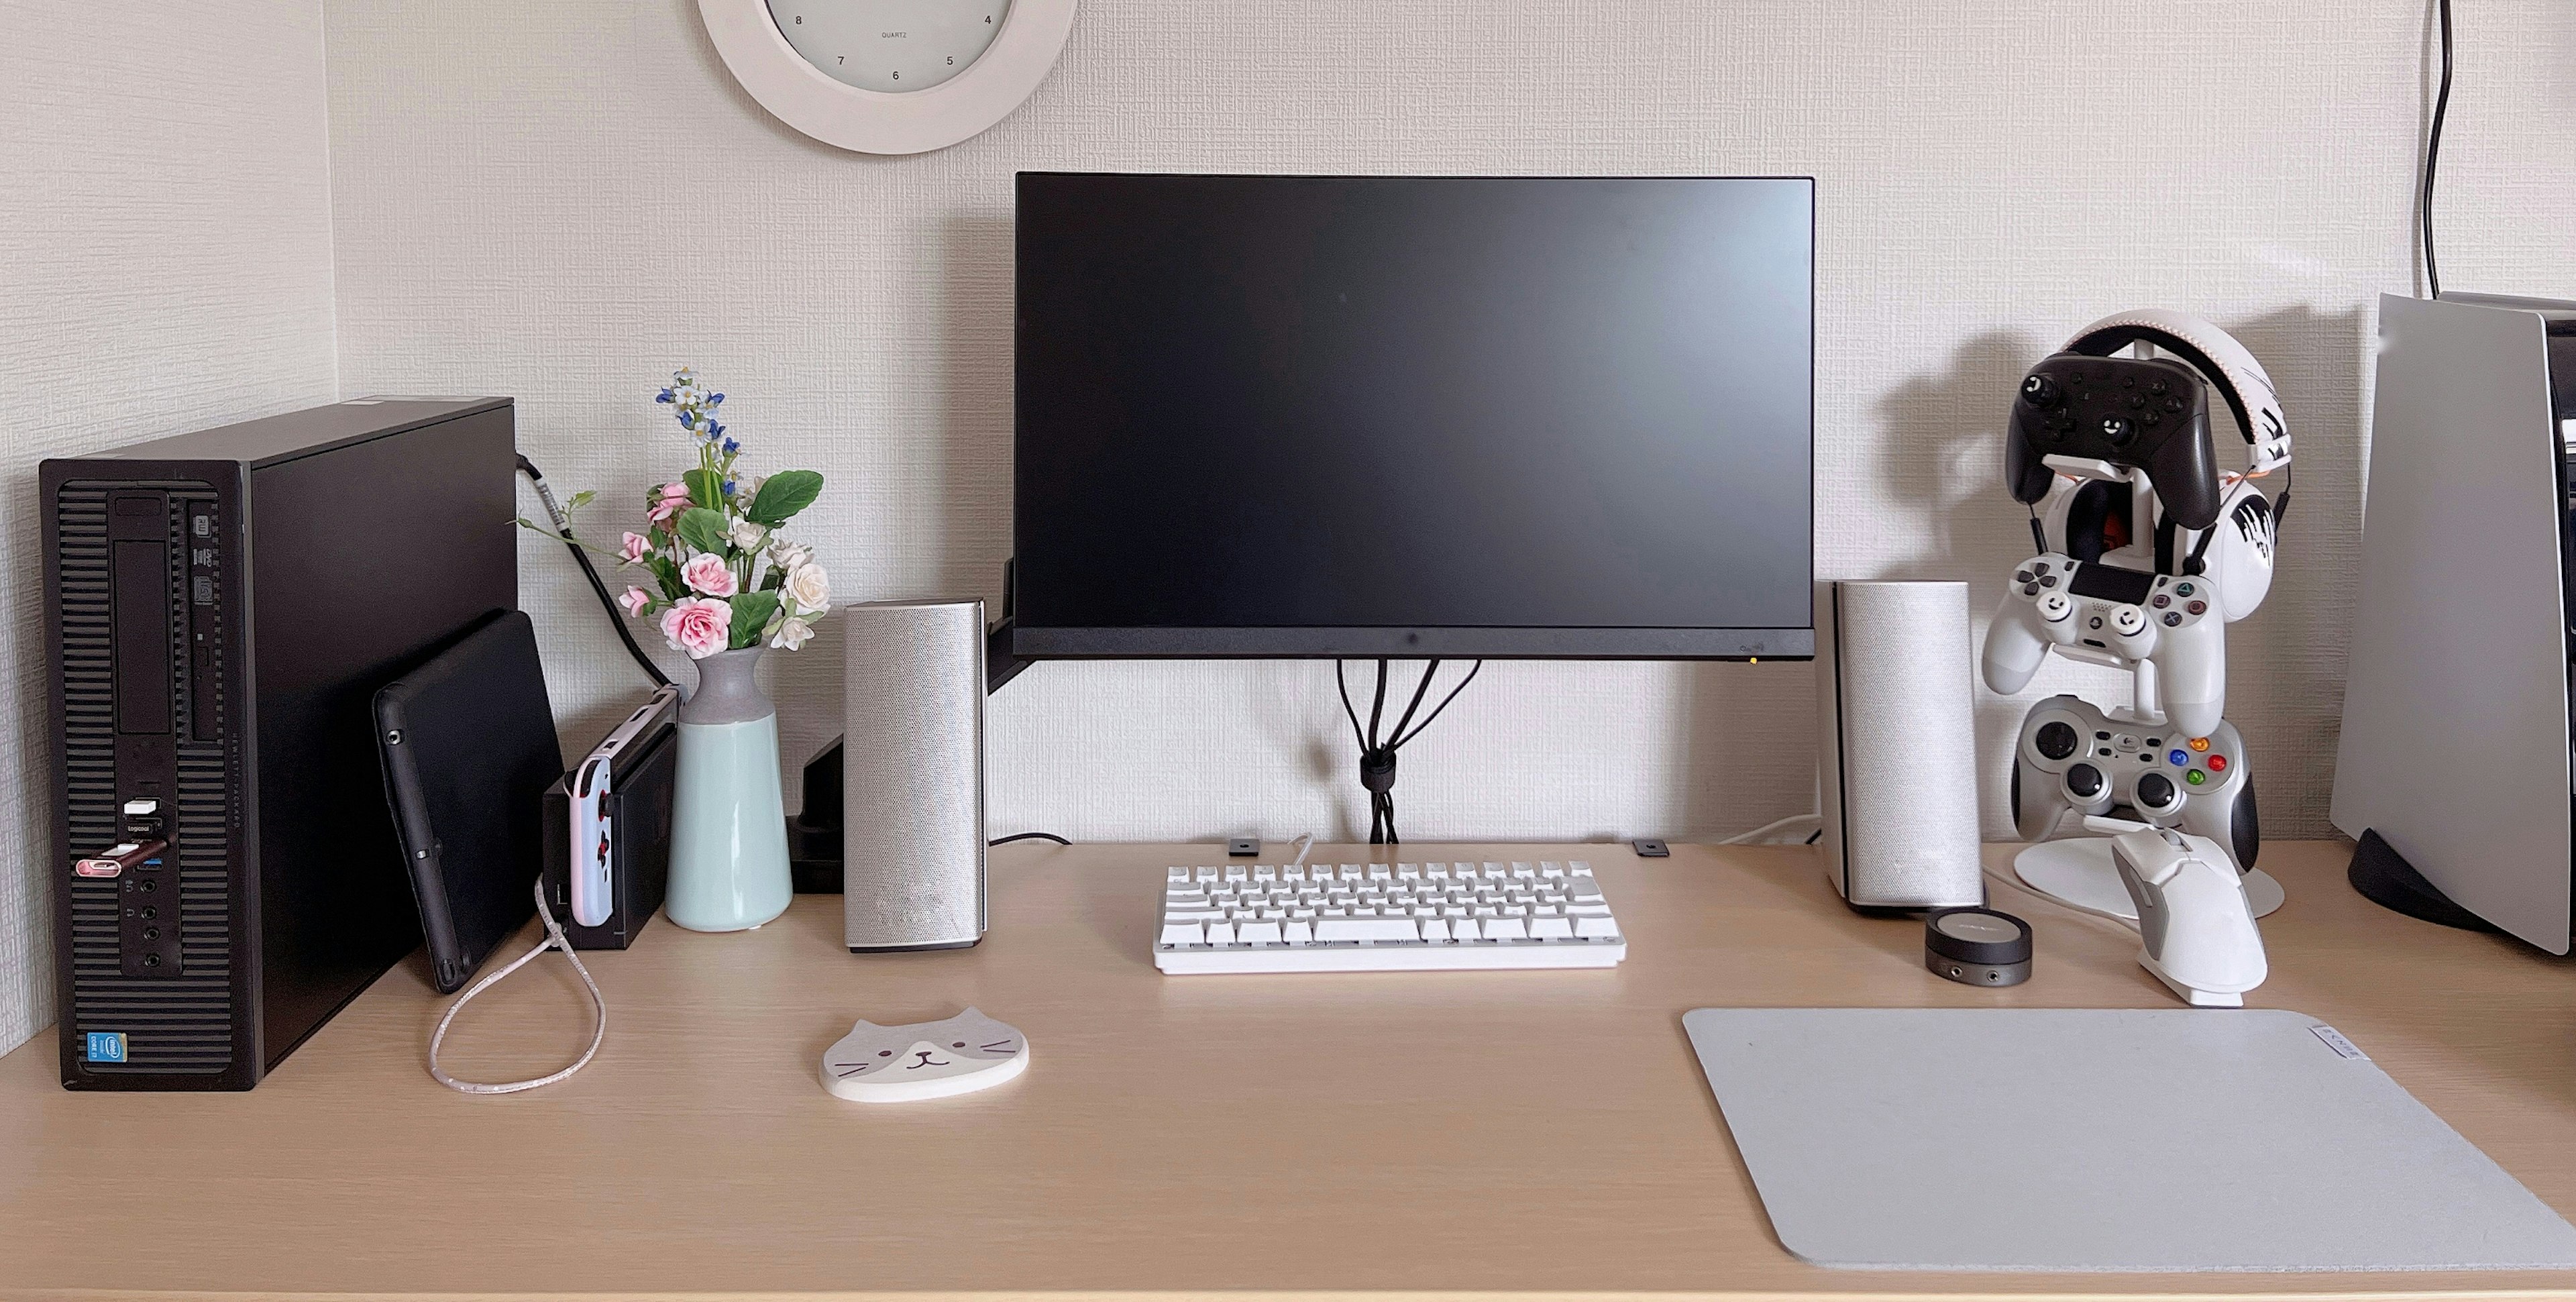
left=533, top=369, right=831, bottom=658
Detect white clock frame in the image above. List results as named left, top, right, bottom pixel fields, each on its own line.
left=698, top=0, right=1076, bottom=155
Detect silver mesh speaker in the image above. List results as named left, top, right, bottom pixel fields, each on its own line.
left=1815, top=581, right=1984, bottom=909
left=843, top=599, right=986, bottom=951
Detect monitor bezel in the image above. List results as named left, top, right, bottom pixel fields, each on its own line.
left=1008, top=171, right=1818, bottom=664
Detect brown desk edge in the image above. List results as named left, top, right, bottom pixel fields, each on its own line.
left=5, top=840, right=2575, bottom=1301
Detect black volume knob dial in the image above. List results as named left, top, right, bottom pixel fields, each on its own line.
left=2067, top=763, right=2105, bottom=800
left=2035, top=720, right=2080, bottom=761
left=2020, top=373, right=2062, bottom=408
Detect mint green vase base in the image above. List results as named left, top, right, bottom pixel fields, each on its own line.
left=666, top=714, right=793, bottom=932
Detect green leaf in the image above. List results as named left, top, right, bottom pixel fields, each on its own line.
left=684, top=468, right=724, bottom=509
left=729, top=591, right=780, bottom=649
left=759, top=567, right=787, bottom=592
left=648, top=554, right=684, bottom=599
left=565, top=488, right=597, bottom=511
left=746, top=470, right=823, bottom=527
left=675, top=507, right=731, bottom=556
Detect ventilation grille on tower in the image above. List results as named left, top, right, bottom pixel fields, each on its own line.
left=58, top=484, right=233, bottom=1073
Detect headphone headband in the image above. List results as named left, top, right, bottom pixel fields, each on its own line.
left=2063, top=310, right=2291, bottom=477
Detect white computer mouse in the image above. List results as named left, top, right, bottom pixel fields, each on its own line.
left=819, top=1008, right=1029, bottom=1103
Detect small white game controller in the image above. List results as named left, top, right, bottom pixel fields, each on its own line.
left=1982, top=552, right=2228, bottom=737
left=819, top=1008, right=1029, bottom=1103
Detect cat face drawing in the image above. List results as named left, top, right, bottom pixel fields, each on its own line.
left=819, top=1007, right=1030, bottom=1103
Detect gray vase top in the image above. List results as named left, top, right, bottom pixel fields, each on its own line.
left=682, top=646, right=775, bottom=725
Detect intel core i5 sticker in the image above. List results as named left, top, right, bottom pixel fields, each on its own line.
left=85, top=1032, right=127, bottom=1063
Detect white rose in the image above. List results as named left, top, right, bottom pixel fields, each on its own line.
left=767, top=539, right=812, bottom=571
left=783, top=562, right=830, bottom=614
left=728, top=518, right=767, bottom=549
left=769, top=615, right=814, bottom=651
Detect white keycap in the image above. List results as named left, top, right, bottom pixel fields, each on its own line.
left=1204, top=921, right=1237, bottom=944
left=1509, top=862, right=1536, bottom=879
left=1503, top=905, right=1529, bottom=917
left=1168, top=867, right=1190, bottom=883
left=1426, top=864, right=1451, bottom=879
left=1442, top=906, right=1468, bottom=917
left=1528, top=917, right=1575, bottom=940
left=1224, top=866, right=1248, bottom=882
left=1540, top=861, right=1566, bottom=878
left=1283, top=865, right=1306, bottom=881
left=1574, top=916, right=1621, bottom=938
left=1195, top=867, right=1218, bottom=882
left=1291, top=907, right=1318, bottom=918
left=1316, top=917, right=1421, bottom=942
left=1482, top=918, right=1529, bottom=942
left=1253, top=865, right=1277, bottom=881
left=1571, top=880, right=1605, bottom=902
left=1160, top=922, right=1204, bottom=945
left=1238, top=921, right=1283, bottom=944
left=1421, top=918, right=1452, bottom=942
left=1165, top=909, right=1226, bottom=921
left=1570, top=861, right=1593, bottom=875
left=1367, top=865, right=1392, bottom=881
left=1483, top=863, right=1507, bottom=878
left=1283, top=920, right=1313, bottom=944
left=1397, top=863, right=1420, bottom=879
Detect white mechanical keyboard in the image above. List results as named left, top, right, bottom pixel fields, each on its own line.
left=1155, top=859, right=1626, bottom=975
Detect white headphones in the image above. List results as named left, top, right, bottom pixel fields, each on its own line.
left=2035, top=311, right=2292, bottom=622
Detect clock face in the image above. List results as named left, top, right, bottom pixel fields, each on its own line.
left=766, top=0, right=1014, bottom=94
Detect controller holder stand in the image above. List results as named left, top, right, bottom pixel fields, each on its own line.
left=2013, top=834, right=2284, bottom=923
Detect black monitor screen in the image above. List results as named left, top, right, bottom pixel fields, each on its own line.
left=1013, top=173, right=1815, bottom=659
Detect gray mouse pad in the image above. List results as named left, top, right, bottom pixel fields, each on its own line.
left=1682, top=1008, right=2576, bottom=1272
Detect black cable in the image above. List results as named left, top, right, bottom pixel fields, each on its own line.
left=517, top=455, right=672, bottom=690
left=988, top=832, right=1071, bottom=847
left=2421, top=0, right=2453, bottom=299
left=1334, top=659, right=1482, bottom=845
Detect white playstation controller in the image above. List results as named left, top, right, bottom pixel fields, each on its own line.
left=2012, top=695, right=2258, bottom=871
left=1981, top=553, right=2229, bottom=737
left=2110, top=827, right=2268, bottom=1008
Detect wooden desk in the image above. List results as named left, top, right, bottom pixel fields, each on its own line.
left=5, top=840, right=2575, bottom=1299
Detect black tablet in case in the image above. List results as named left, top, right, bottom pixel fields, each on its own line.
left=372, top=610, right=564, bottom=993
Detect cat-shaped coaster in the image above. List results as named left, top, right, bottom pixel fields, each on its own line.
left=820, top=1008, right=1029, bottom=1103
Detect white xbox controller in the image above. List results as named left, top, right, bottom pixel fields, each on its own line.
left=2110, top=827, right=2267, bottom=1008
left=1982, top=553, right=2229, bottom=737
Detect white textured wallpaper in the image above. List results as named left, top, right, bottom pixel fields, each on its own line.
left=0, top=1, right=341, bottom=1056
left=317, top=0, right=2575, bottom=852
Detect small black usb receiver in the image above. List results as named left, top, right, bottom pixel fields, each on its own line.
left=1632, top=838, right=1670, bottom=858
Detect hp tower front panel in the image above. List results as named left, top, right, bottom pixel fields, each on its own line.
left=44, top=397, right=516, bottom=1089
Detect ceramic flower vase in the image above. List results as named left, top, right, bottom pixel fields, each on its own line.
left=667, top=646, right=792, bottom=932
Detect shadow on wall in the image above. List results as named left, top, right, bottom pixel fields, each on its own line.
left=2202, top=303, right=2369, bottom=838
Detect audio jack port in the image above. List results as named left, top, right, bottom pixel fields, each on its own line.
left=141, top=954, right=162, bottom=968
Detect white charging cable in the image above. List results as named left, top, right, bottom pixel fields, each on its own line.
left=1288, top=832, right=1316, bottom=870
left=427, top=879, right=606, bottom=1095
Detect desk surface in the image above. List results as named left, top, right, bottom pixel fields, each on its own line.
left=6, top=840, right=2575, bottom=1300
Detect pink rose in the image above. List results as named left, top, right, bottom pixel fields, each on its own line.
left=680, top=552, right=738, bottom=597
left=646, top=482, right=692, bottom=524
left=619, top=531, right=651, bottom=564
left=618, top=586, right=652, bottom=618
left=659, top=596, right=732, bottom=659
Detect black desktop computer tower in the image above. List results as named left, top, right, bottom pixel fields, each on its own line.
left=42, top=397, right=517, bottom=1089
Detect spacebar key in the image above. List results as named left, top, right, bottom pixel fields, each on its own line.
left=1313, top=918, right=1421, bottom=942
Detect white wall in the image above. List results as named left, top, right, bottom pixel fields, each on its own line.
left=0, top=1, right=342, bottom=1056
left=319, top=0, right=2575, bottom=849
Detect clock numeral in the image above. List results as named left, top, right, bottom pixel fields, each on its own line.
left=792, top=12, right=802, bottom=22
left=891, top=69, right=899, bottom=80
left=947, top=56, right=955, bottom=64
left=837, top=55, right=844, bottom=63
left=985, top=13, right=993, bottom=20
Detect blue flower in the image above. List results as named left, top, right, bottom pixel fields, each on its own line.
left=656, top=389, right=675, bottom=404
left=722, top=479, right=737, bottom=496
left=709, top=393, right=724, bottom=405
left=678, top=411, right=696, bottom=429
left=721, top=437, right=740, bottom=455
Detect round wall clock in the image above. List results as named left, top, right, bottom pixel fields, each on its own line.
left=699, top=0, right=1077, bottom=155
